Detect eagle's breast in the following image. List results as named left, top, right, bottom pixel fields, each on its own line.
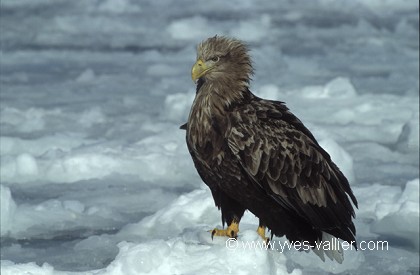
left=187, top=90, right=227, bottom=167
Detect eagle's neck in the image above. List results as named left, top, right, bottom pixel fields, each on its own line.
left=187, top=77, right=250, bottom=152
left=197, top=75, right=250, bottom=108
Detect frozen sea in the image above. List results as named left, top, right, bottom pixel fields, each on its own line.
left=0, top=0, right=419, bottom=274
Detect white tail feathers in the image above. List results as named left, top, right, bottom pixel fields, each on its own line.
left=312, top=232, right=344, bottom=264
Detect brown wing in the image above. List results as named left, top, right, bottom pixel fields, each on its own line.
left=227, top=97, right=357, bottom=241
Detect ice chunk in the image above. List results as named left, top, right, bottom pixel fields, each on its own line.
left=354, top=0, right=419, bottom=12
left=397, top=109, right=420, bottom=153
left=147, top=64, right=178, bottom=76
left=301, top=77, right=357, bottom=99
left=116, top=188, right=301, bottom=275
left=97, top=0, right=141, bottom=14
left=75, top=68, right=96, bottom=83
left=324, top=77, right=357, bottom=98
left=0, top=185, right=17, bottom=236
left=330, top=108, right=356, bottom=125
left=46, top=153, right=120, bottom=183
left=16, top=153, right=39, bottom=176
left=0, top=156, right=17, bottom=182
left=78, top=107, right=106, bottom=127
left=162, top=92, right=194, bottom=123
left=0, top=261, right=56, bottom=275
left=63, top=200, right=85, bottom=213
left=105, top=240, right=171, bottom=274
left=395, top=179, right=420, bottom=210
left=167, top=16, right=214, bottom=40
left=230, top=14, right=271, bottom=42
left=106, top=232, right=299, bottom=275
left=0, top=137, right=16, bottom=155
left=0, top=107, right=47, bottom=132
left=255, top=84, right=282, bottom=100
left=371, top=179, right=420, bottom=250
left=118, top=188, right=218, bottom=240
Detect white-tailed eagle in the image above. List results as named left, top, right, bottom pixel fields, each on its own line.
left=182, top=36, right=358, bottom=263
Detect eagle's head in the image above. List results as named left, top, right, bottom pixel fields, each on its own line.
left=191, top=36, right=253, bottom=86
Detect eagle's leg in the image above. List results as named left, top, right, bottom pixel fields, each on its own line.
left=257, top=221, right=270, bottom=245
left=209, top=190, right=245, bottom=239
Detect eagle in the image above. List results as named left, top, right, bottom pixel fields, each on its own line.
left=182, top=36, right=358, bottom=263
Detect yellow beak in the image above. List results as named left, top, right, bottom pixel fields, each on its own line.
left=191, top=59, right=209, bottom=81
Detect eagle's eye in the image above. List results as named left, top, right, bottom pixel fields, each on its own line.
left=210, top=56, right=220, bottom=62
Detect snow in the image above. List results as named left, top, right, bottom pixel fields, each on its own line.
left=1, top=0, right=419, bottom=274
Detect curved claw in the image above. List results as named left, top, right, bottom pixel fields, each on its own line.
left=209, top=222, right=239, bottom=240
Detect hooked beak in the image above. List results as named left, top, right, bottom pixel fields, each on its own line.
left=191, top=59, right=210, bottom=82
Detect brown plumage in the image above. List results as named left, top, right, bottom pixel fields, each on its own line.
left=183, top=36, right=358, bottom=262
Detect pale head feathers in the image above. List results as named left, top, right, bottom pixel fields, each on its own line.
left=196, top=35, right=253, bottom=87
left=194, top=36, right=254, bottom=109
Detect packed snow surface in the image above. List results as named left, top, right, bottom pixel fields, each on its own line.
left=1, top=0, right=419, bottom=274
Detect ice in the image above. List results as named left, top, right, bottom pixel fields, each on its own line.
left=162, top=92, right=194, bottom=123
left=1, top=0, right=419, bottom=274
left=1, top=261, right=58, bottom=275
left=62, top=200, right=85, bottom=213
left=75, top=69, right=96, bottom=83
left=3, top=193, right=120, bottom=239
left=404, top=110, right=420, bottom=152
left=287, top=241, right=364, bottom=274
left=0, top=185, right=17, bottom=236
left=1, top=107, right=49, bottom=132
left=147, top=64, right=179, bottom=77
left=230, top=14, right=271, bottom=42
left=46, top=153, right=120, bottom=183
left=256, top=84, right=281, bottom=100
left=106, top=189, right=302, bottom=275
left=117, top=188, right=217, bottom=241
left=167, top=16, right=216, bottom=41
left=103, top=236, right=296, bottom=275
left=78, top=107, right=106, bottom=127
left=96, top=0, right=142, bottom=14
left=302, top=77, right=357, bottom=99
left=353, top=0, right=419, bottom=11
left=16, top=153, right=39, bottom=176
left=371, top=179, right=420, bottom=250
left=322, top=77, right=358, bottom=98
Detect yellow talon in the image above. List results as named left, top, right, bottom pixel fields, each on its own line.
left=210, top=222, right=239, bottom=240
left=257, top=226, right=270, bottom=245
